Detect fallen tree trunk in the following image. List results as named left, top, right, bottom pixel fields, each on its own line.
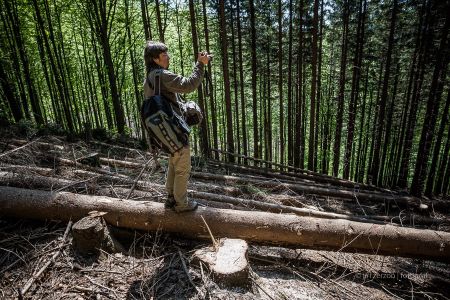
left=1, top=168, right=441, bottom=226
left=192, top=172, right=424, bottom=207
left=0, top=186, right=448, bottom=262
left=208, top=159, right=391, bottom=194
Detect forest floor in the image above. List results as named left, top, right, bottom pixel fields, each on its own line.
left=0, top=131, right=449, bottom=299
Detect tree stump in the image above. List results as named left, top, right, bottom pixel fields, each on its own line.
left=72, top=212, right=125, bottom=255
left=194, top=238, right=249, bottom=288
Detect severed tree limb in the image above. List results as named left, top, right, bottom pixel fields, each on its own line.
left=1, top=186, right=450, bottom=262
left=19, top=220, right=73, bottom=298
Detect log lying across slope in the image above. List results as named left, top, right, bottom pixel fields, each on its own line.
left=0, top=186, right=449, bottom=262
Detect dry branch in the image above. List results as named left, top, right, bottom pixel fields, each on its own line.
left=19, top=220, right=72, bottom=298
left=1, top=186, right=449, bottom=262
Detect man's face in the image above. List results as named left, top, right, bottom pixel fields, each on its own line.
left=154, top=51, right=170, bottom=69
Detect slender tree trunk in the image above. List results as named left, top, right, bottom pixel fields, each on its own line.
left=397, top=1, right=432, bottom=188
left=249, top=0, right=259, bottom=161
left=140, top=0, right=151, bottom=40
left=230, top=1, right=240, bottom=162
left=155, top=0, right=164, bottom=42
left=308, top=0, right=319, bottom=171
left=5, top=0, right=43, bottom=125
left=379, top=63, right=400, bottom=186
left=277, top=0, right=284, bottom=166
left=86, top=0, right=125, bottom=134
left=332, top=0, right=349, bottom=177
left=411, top=7, right=449, bottom=196
left=218, top=0, right=235, bottom=162
left=425, top=90, right=449, bottom=196
left=343, top=0, right=366, bottom=179
left=371, top=0, right=398, bottom=186
left=314, top=0, right=324, bottom=172
left=294, top=0, right=304, bottom=168
left=236, top=0, right=247, bottom=162
left=435, top=125, right=450, bottom=195
left=188, top=0, right=209, bottom=157
left=287, top=0, right=293, bottom=166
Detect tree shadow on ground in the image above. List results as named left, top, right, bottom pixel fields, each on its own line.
left=126, top=251, right=196, bottom=300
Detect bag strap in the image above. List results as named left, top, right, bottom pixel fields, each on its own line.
left=146, top=69, right=162, bottom=96
left=154, top=70, right=161, bottom=96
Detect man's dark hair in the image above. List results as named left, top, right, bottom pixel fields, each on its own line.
left=144, top=41, right=168, bottom=73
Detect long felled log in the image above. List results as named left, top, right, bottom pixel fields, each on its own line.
left=0, top=186, right=449, bottom=262
left=192, top=172, right=424, bottom=206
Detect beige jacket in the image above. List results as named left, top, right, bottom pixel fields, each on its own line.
left=144, top=62, right=204, bottom=114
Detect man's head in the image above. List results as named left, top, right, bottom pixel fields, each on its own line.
left=144, top=41, right=169, bottom=71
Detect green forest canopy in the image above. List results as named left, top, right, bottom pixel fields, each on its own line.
left=0, top=0, right=449, bottom=197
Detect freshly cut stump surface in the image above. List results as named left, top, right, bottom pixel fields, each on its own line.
left=72, top=216, right=104, bottom=254
left=194, top=238, right=249, bottom=287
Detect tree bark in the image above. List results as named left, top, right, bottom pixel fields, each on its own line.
left=308, top=0, right=319, bottom=171
left=1, top=186, right=448, bottom=262
left=249, top=0, right=259, bottom=162
left=218, top=0, right=235, bottom=163
left=411, top=5, right=450, bottom=196
left=332, top=0, right=349, bottom=177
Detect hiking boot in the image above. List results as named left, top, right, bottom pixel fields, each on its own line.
left=174, top=199, right=198, bottom=213
left=164, top=195, right=176, bottom=209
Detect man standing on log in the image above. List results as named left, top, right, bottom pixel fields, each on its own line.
left=143, top=41, right=210, bottom=212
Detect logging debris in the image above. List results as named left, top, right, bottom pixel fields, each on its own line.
left=0, top=135, right=449, bottom=299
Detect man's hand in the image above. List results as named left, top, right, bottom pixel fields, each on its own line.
left=198, top=51, right=211, bottom=65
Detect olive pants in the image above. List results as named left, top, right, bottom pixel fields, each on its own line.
left=166, top=146, right=191, bottom=205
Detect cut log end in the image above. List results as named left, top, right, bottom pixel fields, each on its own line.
left=194, top=238, right=249, bottom=288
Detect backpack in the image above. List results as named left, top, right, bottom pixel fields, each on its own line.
left=141, top=70, right=191, bottom=154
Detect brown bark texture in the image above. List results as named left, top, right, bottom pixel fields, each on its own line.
left=0, top=186, right=449, bottom=262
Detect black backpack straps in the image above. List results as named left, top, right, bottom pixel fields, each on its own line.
left=154, top=69, right=162, bottom=96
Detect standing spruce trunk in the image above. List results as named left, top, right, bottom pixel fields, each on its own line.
left=411, top=7, right=450, bottom=196
left=32, top=0, right=73, bottom=131
left=125, top=0, right=144, bottom=139
left=277, top=0, right=284, bottom=166
left=433, top=91, right=450, bottom=195
left=436, top=128, right=450, bottom=195
left=381, top=63, right=400, bottom=186
left=287, top=0, right=293, bottom=166
left=332, top=0, right=349, bottom=177
left=86, top=0, right=125, bottom=134
left=371, top=0, right=398, bottom=186
left=354, top=68, right=369, bottom=182
left=155, top=0, right=164, bottom=42
left=236, top=0, right=248, bottom=162
left=189, top=0, right=209, bottom=157
left=308, top=0, right=319, bottom=171
left=294, top=0, right=304, bottom=168
left=0, top=60, right=22, bottom=122
left=314, top=0, right=325, bottom=172
left=218, top=0, right=235, bottom=162
left=202, top=0, right=216, bottom=159
left=249, top=0, right=259, bottom=162
left=230, top=2, right=241, bottom=162
left=5, top=0, right=43, bottom=125
left=425, top=90, right=449, bottom=196
left=343, top=0, right=366, bottom=180
left=1, top=186, right=449, bottom=262
left=140, top=0, right=151, bottom=41
left=397, top=1, right=433, bottom=188
left=0, top=1, right=30, bottom=121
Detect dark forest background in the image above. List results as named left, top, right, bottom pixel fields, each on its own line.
left=0, top=0, right=449, bottom=197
